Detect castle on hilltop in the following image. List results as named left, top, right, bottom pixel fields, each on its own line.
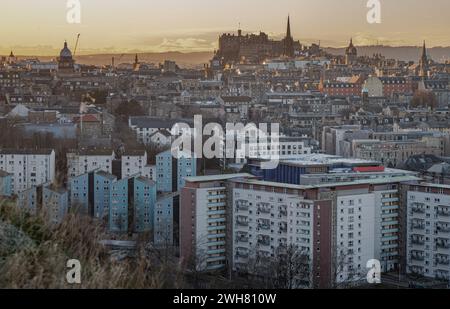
left=213, top=16, right=302, bottom=66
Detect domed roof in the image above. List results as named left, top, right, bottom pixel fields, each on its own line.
left=60, top=41, right=73, bottom=58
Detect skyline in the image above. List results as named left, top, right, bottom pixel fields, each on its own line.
left=1, top=0, right=450, bottom=55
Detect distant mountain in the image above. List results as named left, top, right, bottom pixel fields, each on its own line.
left=22, top=46, right=450, bottom=68
left=324, top=46, right=450, bottom=63
left=35, top=51, right=214, bottom=68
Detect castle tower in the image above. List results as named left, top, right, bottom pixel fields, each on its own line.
left=345, top=38, right=357, bottom=65
left=283, top=15, right=295, bottom=58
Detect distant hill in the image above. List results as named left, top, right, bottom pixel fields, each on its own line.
left=325, top=46, right=450, bottom=63
left=34, top=51, right=214, bottom=69
left=19, top=46, right=450, bottom=68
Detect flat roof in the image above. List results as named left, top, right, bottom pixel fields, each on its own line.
left=0, top=170, right=12, bottom=177
left=414, top=183, right=450, bottom=190
left=0, top=148, right=54, bottom=155
left=279, top=154, right=380, bottom=167
left=185, top=173, right=255, bottom=183
left=135, top=176, right=156, bottom=186
left=232, top=175, right=422, bottom=190
left=95, top=171, right=117, bottom=180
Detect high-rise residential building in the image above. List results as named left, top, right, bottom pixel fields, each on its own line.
left=156, top=150, right=173, bottom=193
left=154, top=192, right=176, bottom=246
left=69, top=172, right=90, bottom=214
left=0, top=149, right=55, bottom=194
left=93, top=171, right=117, bottom=220
left=16, top=187, right=38, bottom=215
left=133, top=176, right=157, bottom=233
left=109, top=178, right=129, bottom=233
left=121, top=150, right=148, bottom=179
left=67, top=149, right=115, bottom=179
left=180, top=170, right=419, bottom=287
left=230, top=174, right=420, bottom=287
left=180, top=174, right=255, bottom=271
left=43, top=186, right=69, bottom=225
left=156, top=150, right=197, bottom=193
left=0, top=170, right=12, bottom=197
left=405, top=183, right=450, bottom=281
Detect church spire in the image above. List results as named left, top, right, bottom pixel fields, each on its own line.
left=286, top=15, right=292, bottom=39
left=283, top=15, right=295, bottom=58
left=421, top=40, right=427, bottom=60
left=419, top=41, right=429, bottom=78
left=133, top=53, right=140, bottom=71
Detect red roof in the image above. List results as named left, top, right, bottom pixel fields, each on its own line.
left=73, top=114, right=99, bottom=123
left=353, top=166, right=385, bottom=173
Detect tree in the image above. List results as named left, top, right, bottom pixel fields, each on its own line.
left=239, top=244, right=311, bottom=289
left=410, top=90, right=438, bottom=110
left=89, top=90, right=108, bottom=105
left=114, top=100, right=145, bottom=120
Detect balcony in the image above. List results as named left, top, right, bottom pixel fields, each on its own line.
left=235, top=249, right=249, bottom=259
left=258, top=223, right=270, bottom=231
left=236, top=200, right=249, bottom=212
left=236, top=220, right=249, bottom=227
left=436, top=224, right=450, bottom=234
left=411, top=205, right=426, bottom=214
left=236, top=204, right=249, bottom=212
left=257, top=203, right=271, bottom=214
left=411, top=239, right=425, bottom=246
left=236, top=234, right=249, bottom=243
left=257, top=238, right=271, bottom=247
left=436, top=258, right=450, bottom=266
left=435, top=272, right=450, bottom=281
left=436, top=242, right=450, bottom=250
left=437, top=210, right=450, bottom=217
left=410, top=254, right=425, bottom=262
left=279, top=205, right=288, bottom=217
left=279, top=223, right=288, bottom=234
left=411, top=224, right=425, bottom=231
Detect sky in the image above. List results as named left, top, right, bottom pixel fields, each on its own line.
left=1, top=0, right=450, bottom=55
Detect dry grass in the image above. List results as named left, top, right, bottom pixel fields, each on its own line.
left=0, top=202, right=187, bottom=289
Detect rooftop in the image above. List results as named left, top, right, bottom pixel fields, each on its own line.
left=135, top=176, right=156, bottom=186
left=279, top=154, right=380, bottom=167
left=0, top=149, right=54, bottom=155
left=69, top=148, right=114, bottom=156
left=129, top=116, right=193, bottom=129
left=185, top=173, right=255, bottom=183
left=95, top=171, right=117, bottom=181
left=233, top=175, right=421, bottom=190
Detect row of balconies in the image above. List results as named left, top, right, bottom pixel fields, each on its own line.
left=411, top=203, right=426, bottom=214
left=236, top=233, right=249, bottom=243
left=411, top=238, right=425, bottom=246
left=411, top=223, right=425, bottom=230
left=435, top=258, right=450, bottom=266
left=410, top=253, right=425, bottom=261
left=437, top=210, right=450, bottom=217
left=435, top=271, right=450, bottom=281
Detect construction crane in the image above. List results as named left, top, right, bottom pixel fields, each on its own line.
left=73, top=33, right=81, bottom=57
left=112, top=54, right=125, bottom=69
